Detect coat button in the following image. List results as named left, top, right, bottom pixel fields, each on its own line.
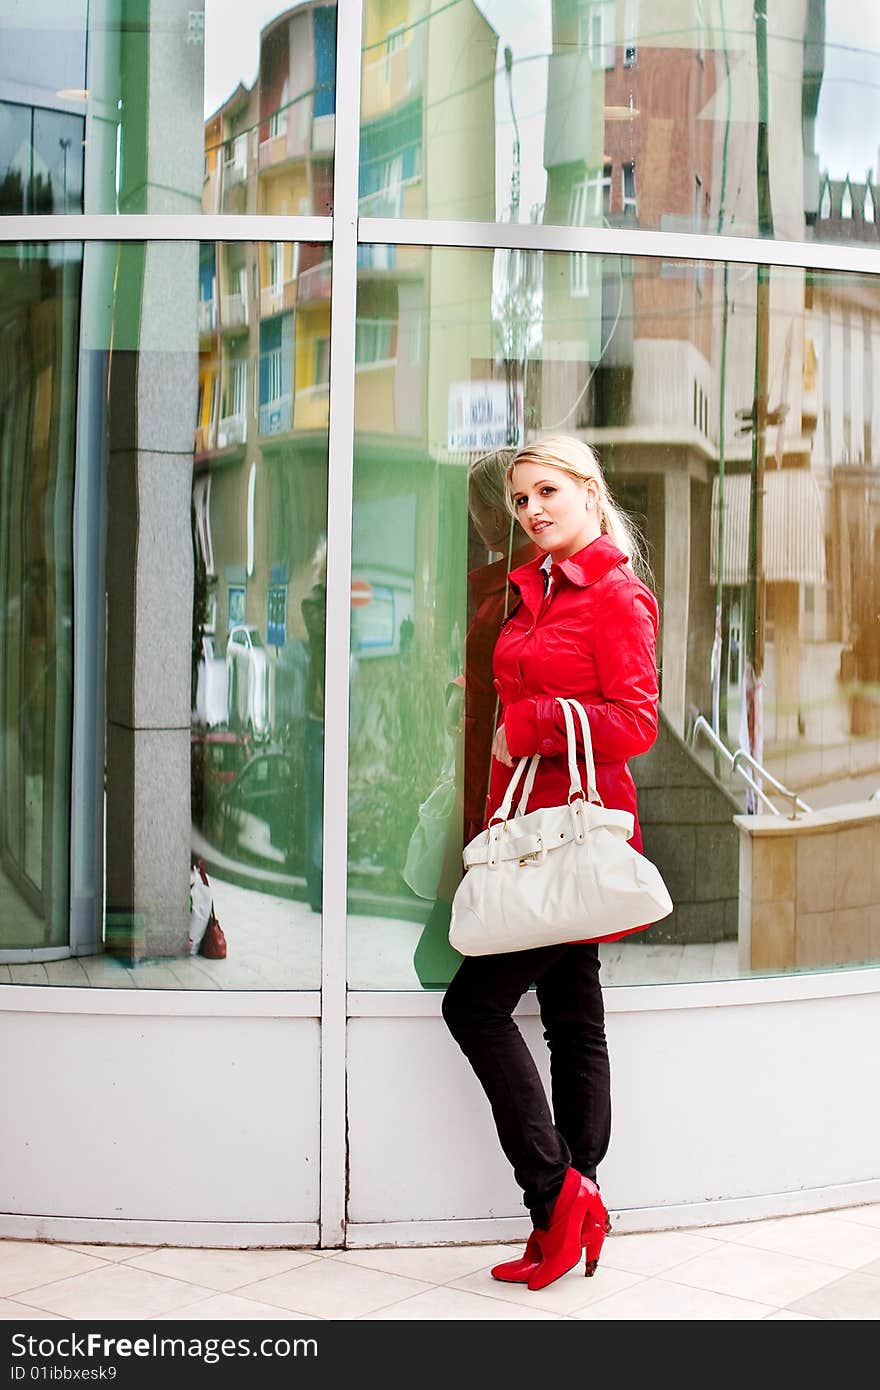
left=540, top=738, right=555, bottom=755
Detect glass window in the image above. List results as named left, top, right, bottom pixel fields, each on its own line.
left=0, top=1, right=337, bottom=216
left=0, top=243, right=78, bottom=957
left=348, top=243, right=880, bottom=990
left=1, top=240, right=329, bottom=989
left=358, top=0, right=879, bottom=246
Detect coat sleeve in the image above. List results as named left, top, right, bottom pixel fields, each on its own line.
left=503, top=584, right=659, bottom=763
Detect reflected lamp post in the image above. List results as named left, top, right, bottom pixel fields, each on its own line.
left=503, top=45, right=520, bottom=224
left=59, top=136, right=71, bottom=212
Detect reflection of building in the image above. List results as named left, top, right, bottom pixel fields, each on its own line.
left=348, top=2, right=500, bottom=897
left=195, top=3, right=337, bottom=755
left=538, top=0, right=852, bottom=787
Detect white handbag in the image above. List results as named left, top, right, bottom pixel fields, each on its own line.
left=449, top=698, right=673, bottom=956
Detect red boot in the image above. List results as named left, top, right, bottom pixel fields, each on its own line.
left=527, top=1169, right=606, bottom=1291
left=490, top=1231, right=542, bottom=1283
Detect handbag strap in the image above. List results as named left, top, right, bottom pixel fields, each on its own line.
left=492, top=752, right=532, bottom=824
left=491, top=697, right=603, bottom=827
left=559, top=697, right=602, bottom=806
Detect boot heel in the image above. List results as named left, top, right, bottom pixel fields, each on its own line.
left=582, top=1211, right=609, bottom=1276
left=582, top=1196, right=610, bottom=1276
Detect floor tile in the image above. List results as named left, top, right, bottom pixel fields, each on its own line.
left=763, top=1309, right=819, bottom=1319
left=331, top=1244, right=519, bottom=1284
left=450, top=1262, right=644, bottom=1315
left=235, top=1262, right=431, bottom=1320
left=664, top=1243, right=841, bottom=1306
left=571, top=1277, right=775, bottom=1320
left=0, top=1300, right=66, bottom=1320
left=832, top=1203, right=880, bottom=1230
left=154, top=1293, right=319, bottom=1321
left=13, top=1265, right=217, bottom=1320
left=60, top=1245, right=158, bottom=1262
left=785, top=1271, right=880, bottom=1320
left=362, top=1285, right=568, bottom=1320
left=705, top=1212, right=880, bottom=1270
left=599, top=1230, right=724, bottom=1277
left=0, top=1242, right=105, bottom=1298
left=124, top=1246, right=317, bottom=1291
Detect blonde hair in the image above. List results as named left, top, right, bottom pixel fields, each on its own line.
left=468, top=449, right=516, bottom=513
left=506, top=434, right=651, bottom=583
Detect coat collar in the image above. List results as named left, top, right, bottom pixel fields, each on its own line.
left=508, top=535, right=628, bottom=608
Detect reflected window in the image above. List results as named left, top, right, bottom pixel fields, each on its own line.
left=0, top=243, right=78, bottom=953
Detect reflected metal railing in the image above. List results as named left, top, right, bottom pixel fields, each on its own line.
left=689, top=714, right=812, bottom=820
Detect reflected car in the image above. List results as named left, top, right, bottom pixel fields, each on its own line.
left=226, top=624, right=269, bottom=737
left=193, top=634, right=228, bottom=729
left=215, top=751, right=303, bottom=872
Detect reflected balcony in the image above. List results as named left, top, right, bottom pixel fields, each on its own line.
left=361, top=27, right=424, bottom=121
left=259, top=131, right=289, bottom=171
left=199, top=297, right=217, bottom=338
left=217, top=413, right=246, bottom=449
left=297, top=261, right=332, bottom=306
left=294, top=382, right=330, bottom=430
left=312, top=114, right=335, bottom=154
left=358, top=178, right=421, bottom=221
left=356, top=243, right=397, bottom=273
left=221, top=153, right=248, bottom=213
left=259, top=394, right=293, bottom=436
left=220, top=291, right=249, bottom=331
left=260, top=279, right=297, bottom=318
left=202, top=164, right=220, bottom=215
left=195, top=421, right=217, bottom=454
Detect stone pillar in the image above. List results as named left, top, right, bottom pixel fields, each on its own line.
left=103, top=1, right=202, bottom=959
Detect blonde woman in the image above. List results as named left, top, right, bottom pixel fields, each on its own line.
left=442, top=434, right=660, bottom=1290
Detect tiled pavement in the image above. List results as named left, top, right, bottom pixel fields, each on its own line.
left=2, top=1206, right=880, bottom=1321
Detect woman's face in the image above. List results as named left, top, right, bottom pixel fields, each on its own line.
left=510, top=461, right=601, bottom=560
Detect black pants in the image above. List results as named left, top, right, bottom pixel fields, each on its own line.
left=441, top=942, right=611, bottom=1229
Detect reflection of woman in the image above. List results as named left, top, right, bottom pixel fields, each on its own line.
left=301, top=540, right=326, bottom=914
left=442, top=435, right=660, bottom=1289
left=412, top=452, right=537, bottom=988
left=462, top=452, right=538, bottom=844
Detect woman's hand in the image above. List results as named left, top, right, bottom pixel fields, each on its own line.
left=492, top=723, right=514, bottom=767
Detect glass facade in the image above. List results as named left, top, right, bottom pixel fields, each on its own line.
left=0, top=1, right=337, bottom=216
left=347, top=244, right=880, bottom=987
left=358, top=0, right=880, bottom=246
left=0, top=0, right=878, bottom=992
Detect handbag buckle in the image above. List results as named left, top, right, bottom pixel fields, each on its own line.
left=518, top=834, right=546, bottom=867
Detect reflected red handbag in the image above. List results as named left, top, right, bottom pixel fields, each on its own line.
left=199, top=903, right=227, bottom=959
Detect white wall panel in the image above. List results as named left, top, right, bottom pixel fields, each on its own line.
left=0, top=1011, right=320, bottom=1224
left=347, top=986, right=880, bottom=1229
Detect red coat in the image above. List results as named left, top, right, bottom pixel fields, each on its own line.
left=488, top=535, right=660, bottom=942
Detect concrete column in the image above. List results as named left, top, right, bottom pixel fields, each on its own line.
left=104, top=0, right=202, bottom=959
left=661, top=467, right=691, bottom=736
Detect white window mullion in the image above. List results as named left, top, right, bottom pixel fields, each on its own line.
left=320, top=0, right=363, bottom=1252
